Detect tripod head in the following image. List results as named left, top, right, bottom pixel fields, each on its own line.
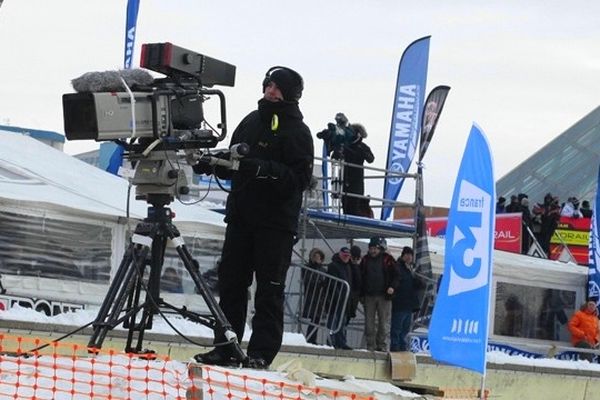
left=127, top=142, right=249, bottom=204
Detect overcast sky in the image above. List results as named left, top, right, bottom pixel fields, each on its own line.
left=1, top=0, right=598, bottom=207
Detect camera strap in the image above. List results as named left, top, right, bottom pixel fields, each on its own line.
left=119, top=75, right=137, bottom=140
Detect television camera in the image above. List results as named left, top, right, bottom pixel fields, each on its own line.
left=63, top=42, right=239, bottom=202
left=61, top=43, right=247, bottom=362
left=316, top=112, right=357, bottom=160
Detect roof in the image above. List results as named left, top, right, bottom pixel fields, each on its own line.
left=496, top=105, right=600, bottom=204
left=0, top=124, right=65, bottom=143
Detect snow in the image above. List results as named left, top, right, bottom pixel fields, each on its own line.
left=4, top=305, right=600, bottom=375
left=0, top=307, right=417, bottom=399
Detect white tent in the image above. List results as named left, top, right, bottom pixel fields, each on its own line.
left=0, top=131, right=226, bottom=310
left=0, top=130, right=225, bottom=234
left=387, top=236, right=588, bottom=348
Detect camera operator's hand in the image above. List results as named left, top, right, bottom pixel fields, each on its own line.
left=192, top=160, right=213, bottom=176
left=239, top=158, right=272, bottom=178
left=316, top=128, right=328, bottom=140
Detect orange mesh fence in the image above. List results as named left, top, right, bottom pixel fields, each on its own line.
left=438, top=387, right=490, bottom=399
left=0, top=334, right=382, bottom=399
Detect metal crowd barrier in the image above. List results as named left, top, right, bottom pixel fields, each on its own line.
left=284, top=263, right=350, bottom=340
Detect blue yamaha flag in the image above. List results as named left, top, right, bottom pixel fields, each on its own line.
left=381, top=36, right=430, bottom=220
left=428, top=124, right=495, bottom=374
left=124, top=0, right=141, bottom=69
left=588, top=165, right=600, bottom=303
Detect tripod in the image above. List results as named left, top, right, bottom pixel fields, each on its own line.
left=87, top=193, right=245, bottom=362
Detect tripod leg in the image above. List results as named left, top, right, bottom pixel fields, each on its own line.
left=126, top=231, right=168, bottom=353
left=165, top=224, right=246, bottom=362
left=88, top=240, right=151, bottom=350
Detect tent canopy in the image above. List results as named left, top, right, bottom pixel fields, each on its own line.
left=0, top=131, right=225, bottom=236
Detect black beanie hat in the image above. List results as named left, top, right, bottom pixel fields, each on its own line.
left=401, top=246, right=414, bottom=256
left=262, top=66, right=304, bottom=102
left=350, top=245, right=362, bottom=258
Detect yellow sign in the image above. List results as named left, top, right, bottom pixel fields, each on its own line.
left=551, top=229, right=589, bottom=247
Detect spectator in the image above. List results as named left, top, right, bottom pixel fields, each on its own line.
left=581, top=200, right=593, bottom=218
left=326, top=247, right=354, bottom=350
left=561, top=197, right=581, bottom=218
left=161, top=267, right=183, bottom=294
left=347, top=245, right=363, bottom=327
left=500, top=295, right=524, bottom=337
left=533, top=193, right=561, bottom=255
left=390, top=246, right=422, bottom=352
left=505, top=195, right=520, bottom=213
left=341, top=123, right=375, bottom=218
left=302, top=247, right=326, bottom=345
left=496, top=196, right=507, bottom=214
left=568, top=301, right=600, bottom=361
left=360, top=236, right=398, bottom=352
left=520, top=197, right=533, bottom=254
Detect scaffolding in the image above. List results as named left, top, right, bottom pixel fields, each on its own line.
left=285, top=156, right=437, bottom=346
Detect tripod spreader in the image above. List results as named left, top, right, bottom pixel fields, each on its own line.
left=87, top=200, right=245, bottom=362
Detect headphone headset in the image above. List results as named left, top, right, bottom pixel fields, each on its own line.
left=262, top=66, right=304, bottom=101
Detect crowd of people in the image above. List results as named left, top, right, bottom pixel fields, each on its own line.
left=302, top=238, right=423, bottom=353
left=496, top=192, right=594, bottom=255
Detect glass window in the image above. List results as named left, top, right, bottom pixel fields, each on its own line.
left=160, top=237, right=224, bottom=295
left=494, top=282, right=576, bottom=341
left=0, top=211, right=112, bottom=283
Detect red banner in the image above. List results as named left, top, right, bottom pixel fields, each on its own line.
left=416, top=213, right=523, bottom=253
left=403, top=214, right=592, bottom=265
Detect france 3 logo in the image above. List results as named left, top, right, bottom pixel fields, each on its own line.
left=447, top=179, right=492, bottom=297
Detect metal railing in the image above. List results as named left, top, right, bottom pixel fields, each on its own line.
left=284, top=262, right=351, bottom=340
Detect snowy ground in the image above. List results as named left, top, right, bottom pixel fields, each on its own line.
left=0, top=306, right=421, bottom=399
left=3, top=305, right=600, bottom=374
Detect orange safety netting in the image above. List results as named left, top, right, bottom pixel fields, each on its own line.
left=0, top=334, right=380, bottom=399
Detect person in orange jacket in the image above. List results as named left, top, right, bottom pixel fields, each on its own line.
left=568, top=301, right=599, bottom=361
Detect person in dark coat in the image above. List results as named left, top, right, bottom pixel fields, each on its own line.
left=534, top=193, right=561, bottom=255
left=390, top=247, right=422, bottom=352
left=505, top=195, right=521, bottom=213
left=193, top=66, right=314, bottom=369
left=360, top=236, right=399, bottom=351
left=580, top=200, right=593, bottom=218
left=520, top=197, right=533, bottom=254
left=347, top=245, right=363, bottom=325
left=496, top=196, right=507, bottom=214
left=341, top=123, right=375, bottom=217
left=302, top=247, right=326, bottom=344
left=326, top=247, right=354, bottom=349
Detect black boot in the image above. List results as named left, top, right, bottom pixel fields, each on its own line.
left=194, top=348, right=241, bottom=367
left=242, top=356, right=270, bottom=370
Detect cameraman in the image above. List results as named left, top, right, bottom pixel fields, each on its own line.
left=193, top=66, right=314, bottom=369
left=317, top=113, right=355, bottom=160
left=341, top=123, right=374, bottom=217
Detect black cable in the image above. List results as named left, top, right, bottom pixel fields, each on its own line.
left=126, top=248, right=236, bottom=349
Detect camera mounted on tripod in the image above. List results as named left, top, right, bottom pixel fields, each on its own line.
left=63, top=43, right=248, bottom=361
left=62, top=42, right=241, bottom=203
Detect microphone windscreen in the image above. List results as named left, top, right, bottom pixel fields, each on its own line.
left=71, top=69, right=154, bottom=93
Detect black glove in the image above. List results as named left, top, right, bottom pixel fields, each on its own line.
left=192, top=161, right=213, bottom=176
left=238, top=158, right=271, bottom=178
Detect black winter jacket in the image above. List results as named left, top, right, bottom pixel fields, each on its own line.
left=216, top=99, right=314, bottom=233
left=392, top=259, right=422, bottom=312
left=343, top=139, right=374, bottom=195
left=359, top=252, right=398, bottom=297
